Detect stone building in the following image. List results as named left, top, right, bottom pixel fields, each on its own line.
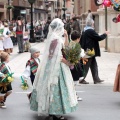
left=0, top=0, right=8, bottom=20
left=0, top=0, right=75, bottom=21
left=74, top=0, right=120, bottom=53
left=74, top=0, right=99, bottom=32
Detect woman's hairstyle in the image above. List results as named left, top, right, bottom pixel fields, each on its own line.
left=72, top=17, right=77, bottom=21
left=86, top=18, right=94, bottom=26
left=71, top=30, right=81, bottom=41
left=4, top=22, right=8, bottom=27
left=88, top=10, right=91, bottom=13
left=0, top=52, right=9, bottom=62
left=17, top=16, right=22, bottom=20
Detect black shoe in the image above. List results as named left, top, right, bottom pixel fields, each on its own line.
left=53, top=116, right=67, bottom=120
left=18, top=51, right=22, bottom=53
left=79, top=80, right=89, bottom=84
left=94, top=80, right=104, bottom=84
left=18, top=51, right=24, bottom=53
left=27, top=93, right=31, bottom=100
left=0, top=102, right=6, bottom=109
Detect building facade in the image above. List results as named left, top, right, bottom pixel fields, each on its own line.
left=0, top=0, right=8, bottom=20
left=0, top=0, right=75, bottom=21
left=74, top=0, right=120, bottom=53
left=74, top=0, right=99, bottom=32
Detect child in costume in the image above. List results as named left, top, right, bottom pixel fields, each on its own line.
left=21, top=47, right=40, bottom=99
left=0, top=52, right=13, bottom=108
left=69, top=30, right=86, bottom=101
left=0, top=72, right=5, bottom=107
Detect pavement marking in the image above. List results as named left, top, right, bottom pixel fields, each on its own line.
left=15, top=92, right=30, bottom=94
left=76, top=91, right=85, bottom=93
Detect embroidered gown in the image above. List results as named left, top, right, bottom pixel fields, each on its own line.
left=30, top=39, right=78, bottom=115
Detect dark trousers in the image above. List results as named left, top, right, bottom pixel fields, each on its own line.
left=16, top=34, right=24, bottom=52
left=83, top=57, right=100, bottom=82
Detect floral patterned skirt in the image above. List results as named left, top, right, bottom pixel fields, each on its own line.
left=30, top=64, right=77, bottom=115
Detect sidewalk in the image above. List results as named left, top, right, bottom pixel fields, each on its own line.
left=8, top=42, right=120, bottom=85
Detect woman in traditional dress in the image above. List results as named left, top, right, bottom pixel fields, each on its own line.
left=3, top=23, right=13, bottom=54
left=0, top=21, right=4, bottom=53
left=30, top=18, right=78, bottom=120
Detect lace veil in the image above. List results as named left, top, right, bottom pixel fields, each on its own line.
left=33, top=18, right=65, bottom=115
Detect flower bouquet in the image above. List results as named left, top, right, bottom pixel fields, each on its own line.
left=0, top=73, right=14, bottom=91
left=20, top=76, right=29, bottom=90
left=64, top=42, right=81, bottom=69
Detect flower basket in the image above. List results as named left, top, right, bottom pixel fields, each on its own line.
left=0, top=73, right=14, bottom=91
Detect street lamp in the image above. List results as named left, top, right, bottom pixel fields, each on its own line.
left=105, top=6, right=108, bottom=51
left=62, top=0, right=67, bottom=20
left=8, top=0, right=10, bottom=21
left=28, top=0, right=36, bottom=43
left=45, top=0, right=49, bottom=13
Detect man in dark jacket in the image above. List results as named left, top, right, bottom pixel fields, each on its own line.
left=80, top=18, right=109, bottom=84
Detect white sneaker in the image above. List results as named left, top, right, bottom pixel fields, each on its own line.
left=77, top=97, right=82, bottom=101
left=0, top=102, right=7, bottom=109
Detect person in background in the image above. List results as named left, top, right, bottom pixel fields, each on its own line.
left=9, top=21, right=17, bottom=46
left=71, top=17, right=81, bottom=34
left=86, top=10, right=93, bottom=20
left=16, top=16, right=24, bottom=53
left=70, top=30, right=86, bottom=101
left=23, top=29, right=30, bottom=52
left=80, top=18, right=109, bottom=84
left=64, top=19, right=71, bottom=41
left=43, top=20, right=51, bottom=39
left=21, top=47, right=40, bottom=99
left=0, top=21, right=4, bottom=53
left=3, top=22, right=13, bottom=54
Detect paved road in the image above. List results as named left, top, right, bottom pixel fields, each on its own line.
left=0, top=41, right=120, bottom=120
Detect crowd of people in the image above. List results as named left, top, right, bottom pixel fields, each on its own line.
left=0, top=12, right=113, bottom=120
left=0, top=17, right=52, bottom=54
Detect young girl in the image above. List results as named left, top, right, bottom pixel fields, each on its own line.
left=21, top=47, right=40, bottom=99
left=23, top=29, right=30, bottom=52
left=0, top=52, right=13, bottom=108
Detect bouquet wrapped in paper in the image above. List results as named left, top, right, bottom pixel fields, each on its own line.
left=20, top=76, right=29, bottom=90
left=64, top=41, right=81, bottom=69
left=0, top=73, right=14, bottom=91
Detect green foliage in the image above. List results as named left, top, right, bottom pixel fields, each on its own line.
left=64, top=43, right=81, bottom=65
